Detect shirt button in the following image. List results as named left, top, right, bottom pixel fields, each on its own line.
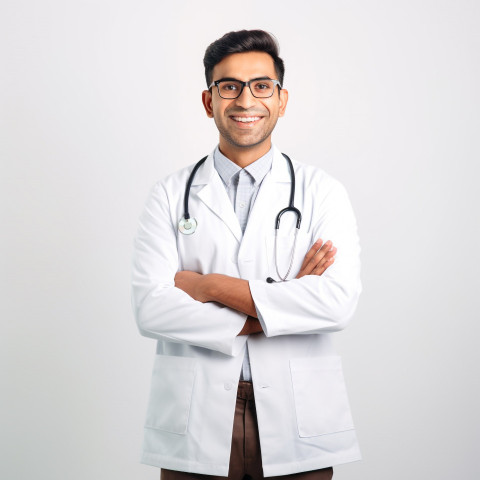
left=224, top=382, right=233, bottom=391
left=239, top=202, right=245, bottom=208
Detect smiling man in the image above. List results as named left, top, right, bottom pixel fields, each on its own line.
left=132, top=30, right=362, bottom=480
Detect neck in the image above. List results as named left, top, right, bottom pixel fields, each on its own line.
left=218, top=138, right=272, bottom=168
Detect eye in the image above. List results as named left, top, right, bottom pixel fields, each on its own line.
left=253, top=80, right=273, bottom=92
left=220, top=82, right=240, bottom=91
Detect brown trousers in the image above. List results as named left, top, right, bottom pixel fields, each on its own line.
left=161, top=381, right=333, bottom=480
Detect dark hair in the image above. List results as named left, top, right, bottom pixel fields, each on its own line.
left=203, top=29, right=285, bottom=88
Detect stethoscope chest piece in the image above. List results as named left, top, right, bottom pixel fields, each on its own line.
left=178, top=217, right=197, bottom=235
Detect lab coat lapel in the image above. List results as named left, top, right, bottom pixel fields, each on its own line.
left=193, top=153, right=243, bottom=244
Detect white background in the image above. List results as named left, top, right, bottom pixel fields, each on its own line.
left=2, top=1, right=479, bottom=479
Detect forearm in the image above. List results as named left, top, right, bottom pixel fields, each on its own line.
left=205, top=274, right=258, bottom=318
left=174, top=271, right=263, bottom=335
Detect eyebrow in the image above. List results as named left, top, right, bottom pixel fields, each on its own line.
left=214, top=76, right=273, bottom=83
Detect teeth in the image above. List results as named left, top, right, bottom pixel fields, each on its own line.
left=232, top=116, right=261, bottom=123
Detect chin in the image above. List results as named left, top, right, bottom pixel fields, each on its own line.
left=228, top=135, right=269, bottom=149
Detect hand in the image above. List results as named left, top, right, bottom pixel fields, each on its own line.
left=296, top=239, right=337, bottom=279
left=174, top=271, right=210, bottom=302
left=238, top=316, right=263, bottom=335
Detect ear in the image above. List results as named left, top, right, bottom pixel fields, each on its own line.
left=202, top=90, right=214, bottom=118
left=278, top=88, right=288, bottom=117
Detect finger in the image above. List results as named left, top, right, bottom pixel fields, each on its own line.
left=303, top=240, right=332, bottom=274
left=298, top=240, right=330, bottom=276
left=303, top=245, right=336, bottom=278
left=299, top=239, right=323, bottom=272
left=323, top=246, right=337, bottom=261
left=314, top=246, right=337, bottom=271
left=312, top=256, right=335, bottom=276
left=297, top=240, right=333, bottom=279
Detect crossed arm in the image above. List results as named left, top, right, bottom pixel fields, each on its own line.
left=174, top=239, right=337, bottom=335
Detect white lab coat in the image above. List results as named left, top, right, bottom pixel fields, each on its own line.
left=131, top=145, right=362, bottom=476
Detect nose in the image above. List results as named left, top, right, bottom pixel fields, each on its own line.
left=234, top=84, right=257, bottom=109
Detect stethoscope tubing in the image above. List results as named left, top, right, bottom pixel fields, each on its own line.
left=183, top=155, right=208, bottom=221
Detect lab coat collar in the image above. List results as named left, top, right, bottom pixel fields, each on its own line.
left=191, top=144, right=290, bottom=186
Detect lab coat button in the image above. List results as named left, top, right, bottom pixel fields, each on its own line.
left=224, top=382, right=233, bottom=391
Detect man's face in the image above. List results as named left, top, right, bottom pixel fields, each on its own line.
left=202, top=51, right=288, bottom=152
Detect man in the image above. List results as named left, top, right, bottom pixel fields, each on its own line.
left=132, top=30, right=362, bottom=480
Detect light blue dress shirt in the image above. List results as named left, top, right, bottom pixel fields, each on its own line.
left=213, top=145, right=273, bottom=381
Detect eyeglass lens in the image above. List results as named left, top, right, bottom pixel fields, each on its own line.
left=217, top=80, right=276, bottom=99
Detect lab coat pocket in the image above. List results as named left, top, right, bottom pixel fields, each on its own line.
left=145, top=355, right=197, bottom=434
left=290, top=356, right=354, bottom=437
left=265, top=230, right=313, bottom=280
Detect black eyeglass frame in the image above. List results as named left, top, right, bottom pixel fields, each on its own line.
left=208, top=77, right=282, bottom=99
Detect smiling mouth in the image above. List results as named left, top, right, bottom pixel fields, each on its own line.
left=229, top=115, right=263, bottom=126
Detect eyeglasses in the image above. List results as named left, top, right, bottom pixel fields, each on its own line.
left=209, top=77, right=282, bottom=99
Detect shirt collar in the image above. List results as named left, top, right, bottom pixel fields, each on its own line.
left=213, top=145, right=274, bottom=187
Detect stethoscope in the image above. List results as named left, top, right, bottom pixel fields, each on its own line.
left=178, top=153, right=302, bottom=283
